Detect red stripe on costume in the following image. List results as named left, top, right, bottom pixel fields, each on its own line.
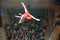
left=24, top=12, right=32, bottom=19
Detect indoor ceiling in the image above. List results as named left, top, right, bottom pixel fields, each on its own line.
left=1, top=0, right=49, bottom=9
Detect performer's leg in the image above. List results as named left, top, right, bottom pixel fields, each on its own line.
left=30, top=15, right=40, bottom=21
left=21, top=2, right=28, bottom=12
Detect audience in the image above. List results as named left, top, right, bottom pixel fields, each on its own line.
left=5, top=8, right=47, bottom=40
left=5, top=19, right=46, bottom=40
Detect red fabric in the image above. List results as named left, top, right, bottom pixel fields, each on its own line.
left=24, top=12, right=32, bottom=19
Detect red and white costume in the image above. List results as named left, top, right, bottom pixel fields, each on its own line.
left=15, top=2, right=40, bottom=23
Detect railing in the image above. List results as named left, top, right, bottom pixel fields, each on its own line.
left=48, top=25, right=58, bottom=40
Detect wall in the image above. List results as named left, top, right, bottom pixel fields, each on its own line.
left=1, top=0, right=51, bottom=8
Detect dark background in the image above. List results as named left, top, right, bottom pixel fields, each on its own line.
left=55, top=0, right=60, bottom=5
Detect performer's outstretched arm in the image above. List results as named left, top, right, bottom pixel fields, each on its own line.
left=21, top=2, right=28, bottom=12
left=19, top=13, right=23, bottom=15
left=15, top=15, right=21, bottom=18
left=18, top=19, right=22, bottom=23
left=18, top=16, right=24, bottom=23
left=30, top=15, right=40, bottom=21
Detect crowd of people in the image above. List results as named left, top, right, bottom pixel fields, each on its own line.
left=5, top=18, right=46, bottom=40
left=5, top=7, right=47, bottom=40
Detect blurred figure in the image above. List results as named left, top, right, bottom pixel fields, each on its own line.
left=15, top=2, right=40, bottom=23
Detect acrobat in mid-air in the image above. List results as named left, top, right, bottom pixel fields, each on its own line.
left=15, top=2, right=40, bottom=23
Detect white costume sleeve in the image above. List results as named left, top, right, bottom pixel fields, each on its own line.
left=18, top=19, right=22, bottom=23
left=18, top=15, right=25, bottom=23
left=15, top=15, right=21, bottom=18
left=19, top=13, right=23, bottom=15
